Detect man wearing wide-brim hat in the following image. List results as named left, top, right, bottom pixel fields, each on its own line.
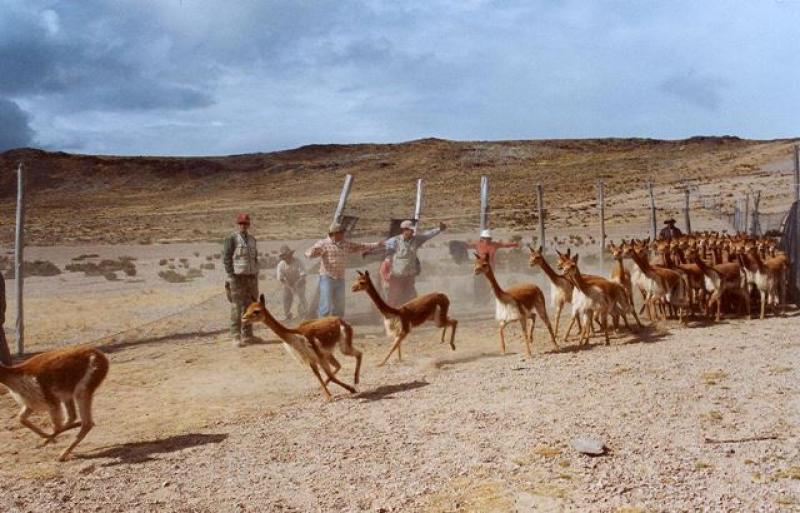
left=659, top=218, right=683, bottom=240
left=466, top=228, right=520, bottom=304
left=383, top=219, right=447, bottom=306
left=305, top=222, right=385, bottom=318
left=276, top=245, right=307, bottom=320
left=223, top=213, right=259, bottom=347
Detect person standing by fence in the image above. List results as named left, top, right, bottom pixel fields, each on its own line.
left=305, top=222, right=384, bottom=318
left=660, top=218, right=683, bottom=240
left=276, top=245, right=307, bottom=321
left=223, top=213, right=259, bottom=347
left=383, top=220, right=446, bottom=306
left=467, top=229, right=519, bottom=304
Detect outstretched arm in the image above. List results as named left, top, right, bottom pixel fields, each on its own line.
left=305, top=240, right=325, bottom=259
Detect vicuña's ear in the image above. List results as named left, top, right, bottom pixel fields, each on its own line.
left=573, top=254, right=579, bottom=264
left=364, top=270, right=370, bottom=277
left=259, top=294, right=265, bottom=305
left=538, top=245, right=543, bottom=253
left=356, top=270, right=363, bottom=277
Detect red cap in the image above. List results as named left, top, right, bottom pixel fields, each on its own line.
left=236, top=213, right=251, bottom=224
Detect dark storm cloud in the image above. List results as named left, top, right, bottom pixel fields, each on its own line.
left=0, top=0, right=798, bottom=155
left=0, top=97, right=35, bottom=151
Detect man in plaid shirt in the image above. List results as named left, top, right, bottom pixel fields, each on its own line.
left=305, top=222, right=384, bottom=317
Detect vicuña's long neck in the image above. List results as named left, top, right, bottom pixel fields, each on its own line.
left=568, top=267, right=591, bottom=295
left=614, top=256, right=625, bottom=276
left=260, top=308, right=296, bottom=337
left=362, top=277, right=401, bottom=316
left=482, top=265, right=513, bottom=303
left=536, top=258, right=569, bottom=289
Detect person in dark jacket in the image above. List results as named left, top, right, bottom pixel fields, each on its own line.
left=659, top=218, right=683, bottom=240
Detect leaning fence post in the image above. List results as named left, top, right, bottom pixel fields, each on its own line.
left=744, top=192, right=751, bottom=235
left=333, top=174, right=354, bottom=224
left=480, top=176, right=489, bottom=233
left=647, top=181, right=657, bottom=240
left=14, top=163, right=25, bottom=356
left=413, top=178, right=424, bottom=230
left=598, top=181, right=606, bottom=265
left=751, top=191, right=762, bottom=236
left=536, top=184, right=545, bottom=250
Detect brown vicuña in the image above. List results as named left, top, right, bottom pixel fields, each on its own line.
left=475, top=252, right=558, bottom=358
left=693, top=255, right=750, bottom=322
left=0, top=345, right=109, bottom=461
left=351, top=270, right=456, bottom=367
left=242, top=294, right=360, bottom=400
left=559, top=253, right=641, bottom=345
left=528, top=245, right=583, bottom=341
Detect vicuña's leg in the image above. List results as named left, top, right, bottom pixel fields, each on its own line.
left=310, top=363, right=333, bottom=401
left=58, top=392, right=96, bottom=461
left=18, top=406, right=51, bottom=440
left=553, top=302, right=563, bottom=340
left=337, top=332, right=362, bottom=385
left=448, top=319, right=457, bottom=350
left=498, top=321, right=508, bottom=354
left=323, top=355, right=341, bottom=384
left=518, top=316, right=532, bottom=359
left=378, top=332, right=407, bottom=367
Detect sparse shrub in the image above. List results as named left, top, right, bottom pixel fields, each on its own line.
left=72, top=254, right=99, bottom=261
left=213, top=253, right=221, bottom=260
left=103, top=271, right=119, bottom=281
left=65, top=257, right=136, bottom=278
left=186, top=268, right=203, bottom=279
left=159, top=259, right=168, bottom=266
left=200, top=263, right=215, bottom=270
left=158, top=270, right=188, bottom=283
left=7, top=260, right=62, bottom=278
left=168, top=264, right=176, bottom=270
left=205, top=255, right=213, bottom=261
left=179, top=258, right=189, bottom=268
left=193, top=251, right=200, bottom=257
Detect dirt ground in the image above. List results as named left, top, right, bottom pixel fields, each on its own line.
left=0, top=146, right=799, bottom=511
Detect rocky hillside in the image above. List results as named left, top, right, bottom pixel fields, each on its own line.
left=0, top=136, right=796, bottom=245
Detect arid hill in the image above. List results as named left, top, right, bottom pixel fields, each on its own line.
left=0, top=136, right=797, bottom=245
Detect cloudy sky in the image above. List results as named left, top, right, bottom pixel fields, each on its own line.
left=1, top=0, right=798, bottom=155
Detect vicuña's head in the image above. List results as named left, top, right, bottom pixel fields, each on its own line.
left=352, top=270, right=371, bottom=292
left=472, top=252, right=490, bottom=275
left=560, top=252, right=580, bottom=278
left=608, top=241, right=625, bottom=260
left=528, top=245, right=545, bottom=268
left=554, top=247, right=572, bottom=271
left=241, top=294, right=268, bottom=325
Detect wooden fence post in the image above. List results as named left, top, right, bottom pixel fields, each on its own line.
left=683, top=187, right=692, bottom=235
left=598, top=181, right=606, bottom=264
left=413, top=178, right=423, bottom=230
left=647, top=181, right=657, bottom=240
left=333, top=174, right=354, bottom=224
left=536, top=184, right=545, bottom=250
left=0, top=269, right=9, bottom=365
left=480, top=176, right=489, bottom=233
left=15, top=163, right=25, bottom=356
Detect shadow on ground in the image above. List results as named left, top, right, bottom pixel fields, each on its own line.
left=79, top=433, right=228, bottom=466
left=357, top=380, right=429, bottom=402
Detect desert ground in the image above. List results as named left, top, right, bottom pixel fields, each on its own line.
left=1, top=138, right=799, bottom=512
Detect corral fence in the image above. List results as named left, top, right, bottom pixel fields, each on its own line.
left=2, top=147, right=800, bottom=357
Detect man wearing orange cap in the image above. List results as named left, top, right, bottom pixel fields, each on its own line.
left=223, top=213, right=259, bottom=347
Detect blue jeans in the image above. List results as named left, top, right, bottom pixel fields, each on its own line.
left=319, top=275, right=345, bottom=318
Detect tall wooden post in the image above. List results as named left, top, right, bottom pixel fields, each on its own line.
left=536, top=184, right=545, bottom=250
left=794, top=144, right=799, bottom=204
left=744, top=192, right=750, bottom=235
left=14, top=163, right=25, bottom=356
left=648, top=181, right=657, bottom=240
left=332, top=174, right=354, bottom=224
left=598, top=181, right=606, bottom=264
left=480, top=176, right=489, bottom=233
left=684, top=186, right=692, bottom=235
left=413, top=178, right=423, bottom=232
left=0, top=269, right=9, bottom=365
